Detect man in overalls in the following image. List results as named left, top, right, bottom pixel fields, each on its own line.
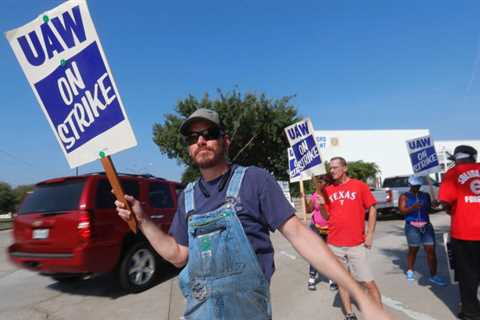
left=116, top=109, right=391, bottom=320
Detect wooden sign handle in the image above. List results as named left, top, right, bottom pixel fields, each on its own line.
left=100, top=155, right=137, bottom=233
left=299, top=180, right=307, bottom=224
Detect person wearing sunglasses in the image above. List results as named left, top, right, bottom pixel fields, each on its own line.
left=115, top=108, right=392, bottom=320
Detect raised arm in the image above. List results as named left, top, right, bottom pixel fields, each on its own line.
left=398, top=194, right=421, bottom=215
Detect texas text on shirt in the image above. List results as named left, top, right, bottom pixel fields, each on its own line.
left=324, top=179, right=377, bottom=246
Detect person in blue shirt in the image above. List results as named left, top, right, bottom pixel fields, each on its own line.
left=398, top=176, right=446, bottom=286
left=115, top=109, right=391, bottom=320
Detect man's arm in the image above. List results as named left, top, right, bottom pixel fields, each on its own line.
left=279, top=216, right=391, bottom=319
left=439, top=201, right=452, bottom=215
left=365, top=206, right=377, bottom=249
left=438, top=169, right=456, bottom=215
left=116, top=195, right=188, bottom=268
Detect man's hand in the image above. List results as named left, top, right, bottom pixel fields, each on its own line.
left=115, top=194, right=146, bottom=225
left=358, top=298, right=394, bottom=320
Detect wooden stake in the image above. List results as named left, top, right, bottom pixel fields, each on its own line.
left=299, top=180, right=307, bottom=224
left=100, top=155, right=137, bottom=233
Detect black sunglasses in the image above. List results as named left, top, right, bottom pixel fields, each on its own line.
left=185, top=127, right=223, bottom=145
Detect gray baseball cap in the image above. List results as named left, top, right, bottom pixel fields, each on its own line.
left=179, top=108, right=223, bottom=135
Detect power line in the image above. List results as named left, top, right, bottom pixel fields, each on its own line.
left=0, top=148, right=35, bottom=168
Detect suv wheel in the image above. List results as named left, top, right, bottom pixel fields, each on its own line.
left=119, top=241, right=158, bottom=292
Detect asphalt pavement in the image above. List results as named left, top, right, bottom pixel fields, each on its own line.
left=0, top=212, right=465, bottom=320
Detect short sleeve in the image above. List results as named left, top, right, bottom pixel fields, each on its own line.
left=439, top=169, right=457, bottom=204
left=257, top=170, right=296, bottom=231
left=168, top=192, right=189, bottom=246
left=361, top=182, right=376, bottom=209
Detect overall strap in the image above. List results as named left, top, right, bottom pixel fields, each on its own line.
left=184, top=182, right=196, bottom=214
left=226, top=166, right=248, bottom=198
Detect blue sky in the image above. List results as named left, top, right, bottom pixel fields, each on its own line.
left=1, top=1, right=480, bottom=187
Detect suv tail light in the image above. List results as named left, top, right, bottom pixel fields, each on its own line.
left=77, top=211, right=91, bottom=241
left=386, top=190, right=392, bottom=203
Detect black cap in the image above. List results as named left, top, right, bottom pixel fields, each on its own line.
left=179, top=108, right=222, bottom=136
left=451, top=145, right=477, bottom=161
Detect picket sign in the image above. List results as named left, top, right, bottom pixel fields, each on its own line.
left=285, top=119, right=325, bottom=223
left=406, top=135, right=441, bottom=201
left=406, top=135, right=441, bottom=176
left=6, top=0, right=137, bottom=232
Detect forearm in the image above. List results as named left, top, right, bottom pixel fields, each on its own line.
left=139, top=218, right=187, bottom=267
left=319, top=205, right=330, bottom=220
left=281, top=217, right=367, bottom=300
left=366, top=207, right=377, bottom=236
left=439, top=201, right=452, bottom=215
left=304, top=199, right=313, bottom=213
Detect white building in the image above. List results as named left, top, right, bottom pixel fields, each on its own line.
left=314, top=129, right=480, bottom=184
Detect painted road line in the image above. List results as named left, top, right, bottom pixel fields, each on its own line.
left=279, top=250, right=297, bottom=260
left=382, top=295, right=439, bottom=320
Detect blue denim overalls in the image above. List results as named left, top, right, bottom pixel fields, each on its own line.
left=178, top=166, right=272, bottom=320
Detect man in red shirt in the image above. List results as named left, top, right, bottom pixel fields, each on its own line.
left=439, top=145, right=480, bottom=320
left=319, top=157, right=382, bottom=320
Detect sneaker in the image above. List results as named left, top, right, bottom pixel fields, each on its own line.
left=308, top=277, right=316, bottom=291
left=345, top=313, right=358, bottom=320
left=406, top=270, right=415, bottom=281
left=429, top=275, right=447, bottom=287
left=329, top=280, right=338, bottom=291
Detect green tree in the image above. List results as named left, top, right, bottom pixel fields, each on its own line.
left=346, top=160, right=380, bottom=183
left=0, top=182, right=15, bottom=213
left=12, top=185, right=34, bottom=208
left=153, top=90, right=300, bottom=183
left=290, top=160, right=380, bottom=197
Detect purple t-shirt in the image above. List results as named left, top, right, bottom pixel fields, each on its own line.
left=169, top=165, right=295, bottom=281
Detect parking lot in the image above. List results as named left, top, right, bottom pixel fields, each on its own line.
left=0, top=213, right=461, bottom=320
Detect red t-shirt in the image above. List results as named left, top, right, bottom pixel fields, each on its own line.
left=324, top=179, right=376, bottom=246
left=439, top=163, right=480, bottom=241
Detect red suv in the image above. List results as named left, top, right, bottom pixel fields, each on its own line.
left=8, top=172, right=183, bottom=292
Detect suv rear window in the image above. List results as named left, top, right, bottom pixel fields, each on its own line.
left=19, top=179, right=86, bottom=215
left=149, top=182, right=174, bottom=208
left=382, top=177, right=409, bottom=188
left=96, top=179, right=140, bottom=209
